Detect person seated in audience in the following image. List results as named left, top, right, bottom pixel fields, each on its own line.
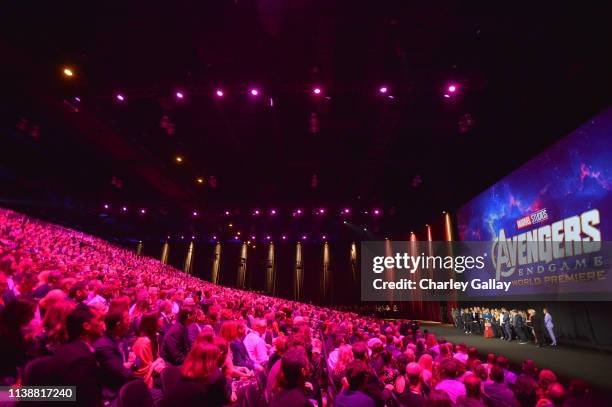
left=94, top=310, right=134, bottom=401
left=161, top=307, right=193, bottom=366
left=159, top=341, right=231, bottom=407
left=51, top=305, right=106, bottom=406
left=483, top=365, right=520, bottom=407
left=395, top=362, right=428, bottom=407
left=456, top=374, right=486, bottom=407
left=564, top=379, right=590, bottom=407
left=336, top=360, right=376, bottom=407
left=244, top=318, right=270, bottom=367
left=269, top=346, right=313, bottom=407
left=435, top=359, right=466, bottom=403
left=133, top=311, right=166, bottom=391
left=226, top=320, right=257, bottom=371
left=0, top=298, right=36, bottom=384
left=30, top=299, right=75, bottom=356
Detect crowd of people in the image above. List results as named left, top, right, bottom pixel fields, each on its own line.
left=0, top=208, right=592, bottom=406
left=451, top=308, right=557, bottom=347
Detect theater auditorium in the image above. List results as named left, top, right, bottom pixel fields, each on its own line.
left=1, top=2, right=611, bottom=407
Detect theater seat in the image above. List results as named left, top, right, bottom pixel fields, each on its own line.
left=117, top=380, right=154, bottom=407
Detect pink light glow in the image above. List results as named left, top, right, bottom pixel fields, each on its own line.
left=318, top=208, right=326, bottom=214
left=282, top=235, right=287, bottom=240
left=266, top=235, right=271, bottom=240
left=322, top=235, right=327, bottom=240
left=140, top=209, right=146, bottom=214
left=342, top=208, right=351, bottom=214
left=216, top=89, right=224, bottom=97
left=192, top=211, right=198, bottom=216
left=213, top=235, right=217, bottom=240
left=224, top=210, right=230, bottom=215
left=251, top=235, right=256, bottom=240
left=379, top=86, right=388, bottom=94
left=313, top=87, right=322, bottom=95
left=270, top=209, right=277, bottom=215
left=253, top=209, right=260, bottom=215
left=175, top=91, right=184, bottom=99
left=373, top=209, right=381, bottom=216
left=302, top=235, right=308, bottom=240
left=116, top=94, right=125, bottom=102
left=448, top=84, right=457, bottom=93
left=250, top=89, right=259, bottom=96
left=122, top=206, right=127, bottom=212
left=103, top=204, right=109, bottom=209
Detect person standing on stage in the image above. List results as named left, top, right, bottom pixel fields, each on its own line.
left=462, top=308, right=474, bottom=334
left=513, top=310, right=528, bottom=344
left=528, top=309, right=545, bottom=347
left=543, top=308, right=557, bottom=346
left=501, top=309, right=512, bottom=341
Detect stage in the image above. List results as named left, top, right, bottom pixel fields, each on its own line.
left=423, top=324, right=612, bottom=393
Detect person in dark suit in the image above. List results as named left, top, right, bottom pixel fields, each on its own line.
left=94, top=310, right=134, bottom=401
left=483, top=365, right=520, bottom=407
left=513, top=311, right=528, bottom=344
left=231, top=320, right=256, bottom=370
left=269, top=347, right=312, bottom=407
left=462, top=308, right=474, bottom=334
left=51, top=305, right=106, bottom=406
left=158, top=341, right=230, bottom=407
left=528, top=309, right=545, bottom=347
left=160, top=307, right=194, bottom=366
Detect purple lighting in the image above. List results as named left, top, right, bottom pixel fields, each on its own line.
left=224, top=210, right=230, bottom=215
left=253, top=209, right=261, bottom=216
left=302, top=235, right=308, bottom=240
left=448, top=84, right=457, bottom=93
left=322, top=235, right=327, bottom=240
left=265, top=235, right=271, bottom=240
left=213, top=235, right=217, bottom=240
left=318, top=208, right=326, bottom=215
left=216, top=89, right=224, bottom=97
left=175, top=91, right=184, bottom=99
left=373, top=209, right=381, bottom=216
left=103, top=204, right=109, bottom=209
left=313, top=87, right=322, bottom=95
left=250, top=89, right=259, bottom=96
left=342, top=208, right=351, bottom=215
left=122, top=206, right=127, bottom=212
left=379, top=86, right=388, bottom=94
left=251, top=235, right=256, bottom=240
left=192, top=211, right=198, bottom=217
left=282, top=235, right=287, bottom=240
left=140, top=209, right=146, bottom=214
left=270, top=209, right=277, bottom=215
left=116, top=94, right=125, bottom=102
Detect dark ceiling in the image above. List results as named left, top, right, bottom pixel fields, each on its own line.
left=0, top=1, right=611, bottom=242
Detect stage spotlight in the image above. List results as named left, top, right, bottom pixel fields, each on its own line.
left=216, top=89, right=224, bottom=97
left=379, top=86, right=388, bottom=94
left=115, top=94, right=126, bottom=102
left=140, top=209, right=146, bottom=214
left=296, top=209, right=303, bottom=215
left=266, top=235, right=271, bottom=240
left=192, top=211, right=198, bottom=217
left=318, top=208, right=326, bottom=215
left=302, top=235, right=308, bottom=240
left=175, top=155, right=183, bottom=163
left=250, top=88, right=259, bottom=96
left=103, top=204, right=110, bottom=209
left=196, top=177, right=204, bottom=184
left=74, top=97, right=81, bottom=103
left=167, top=235, right=171, bottom=239
left=443, top=94, right=450, bottom=98
left=270, top=209, right=277, bottom=215
left=212, top=235, right=217, bottom=240
left=63, top=67, right=74, bottom=77
left=191, top=235, right=195, bottom=240
left=251, top=235, right=256, bottom=240
left=228, top=223, right=233, bottom=228
left=322, top=235, right=327, bottom=240
left=224, top=210, right=230, bottom=215
left=122, top=206, right=127, bottom=212
left=175, top=91, right=184, bottom=99
left=313, top=87, right=322, bottom=95
left=237, top=231, right=241, bottom=235
left=252, top=245, right=256, bottom=249
left=342, top=208, right=351, bottom=215
left=234, top=235, right=240, bottom=240
left=343, top=221, right=347, bottom=224
left=253, top=209, right=261, bottom=216
left=373, top=209, right=381, bottom=216
left=448, top=84, right=457, bottom=93
left=363, top=228, right=367, bottom=231
left=282, top=235, right=287, bottom=240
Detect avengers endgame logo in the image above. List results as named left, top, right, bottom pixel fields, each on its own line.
left=491, top=209, right=602, bottom=280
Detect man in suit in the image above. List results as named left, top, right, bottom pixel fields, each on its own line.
left=501, top=309, right=512, bottom=341
left=161, top=307, right=194, bottom=366
left=462, top=308, right=474, bottom=334
left=483, top=365, right=520, bottom=407
left=94, top=310, right=134, bottom=401
left=543, top=308, right=557, bottom=346
left=513, top=310, right=528, bottom=344
left=51, top=305, right=106, bottom=406
left=529, top=309, right=545, bottom=347
left=231, top=320, right=257, bottom=370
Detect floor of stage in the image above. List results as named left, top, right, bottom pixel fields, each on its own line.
left=423, top=324, right=612, bottom=392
